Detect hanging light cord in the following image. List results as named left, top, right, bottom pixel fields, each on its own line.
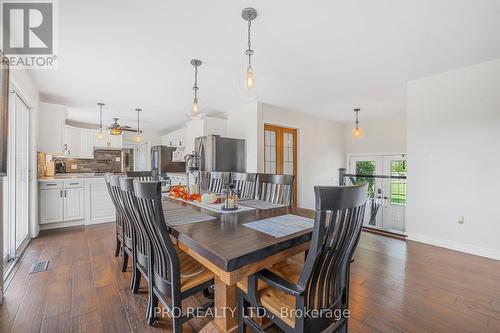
left=246, top=15, right=253, bottom=67
left=98, top=103, right=103, bottom=130
left=137, top=109, right=140, bottom=133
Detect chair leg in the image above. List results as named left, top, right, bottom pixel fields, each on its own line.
left=172, top=316, right=182, bottom=333
left=121, top=249, right=129, bottom=272
left=238, top=290, right=246, bottom=333
left=147, top=292, right=158, bottom=325
left=114, top=237, right=121, bottom=257
left=337, top=319, right=347, bottom=333
left=130, top=265, right=141, bottom=293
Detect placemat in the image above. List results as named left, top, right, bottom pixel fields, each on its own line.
left=243, top=214, right=314, bottom=238
left=164, top=209, right=216, bottom=226
left=239, top=199, right=286, bottom=210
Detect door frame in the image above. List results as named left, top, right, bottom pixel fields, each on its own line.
left=263, top=124, right=298, bottom=207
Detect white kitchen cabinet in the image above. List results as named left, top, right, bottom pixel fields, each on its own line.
left=38, top=102, right=67, bottom=155
left=63, top=187, right=85, bottom=221
left=84, top=178, right=115, bottom=225
left=39, top=187, right=64, bottom=224
left=65, top=126, right=82, bottom=157
left=39, top=180, right=86, bottom=225
left=80, top=129, right=95, bottom=158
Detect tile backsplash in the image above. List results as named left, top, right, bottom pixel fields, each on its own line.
left=62, top=149, right=122, bottom=173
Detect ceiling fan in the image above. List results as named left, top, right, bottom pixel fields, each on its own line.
left=105, top=118, right=138, bottom=135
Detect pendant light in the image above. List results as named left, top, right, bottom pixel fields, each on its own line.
left=243, top=8, right=257, bottom=89
left=187, top=59, right=204, bottom=119
left=97, top=102, right=105, bottom=140
left=353, top=108, right=362, bottom=138
left=135, top=108, right=142, bottom=143
left=235, top=7, right=263, bottom=100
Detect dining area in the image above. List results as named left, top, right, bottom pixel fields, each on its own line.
left=105, top=170, right=368, bottom=333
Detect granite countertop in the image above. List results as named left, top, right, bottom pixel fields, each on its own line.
left=38, top=173, right=106, bottom=181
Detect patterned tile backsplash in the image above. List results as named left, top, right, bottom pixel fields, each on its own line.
left=62, top=149, right=122, bottom=173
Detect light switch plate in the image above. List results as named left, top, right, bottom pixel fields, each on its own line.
left=116, top=157, right=121, bottom=162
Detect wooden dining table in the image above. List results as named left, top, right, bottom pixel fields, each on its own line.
left=161, top=196, right=314, bottom=333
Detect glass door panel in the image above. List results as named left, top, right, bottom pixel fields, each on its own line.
left=263, top=124, right=297, bottom=207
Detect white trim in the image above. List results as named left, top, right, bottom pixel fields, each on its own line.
left=407, top=232, right=500, bottom=261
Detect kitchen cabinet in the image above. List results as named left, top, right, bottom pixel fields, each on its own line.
left=39, top=187, right=64, bottom=224
left=39, top=180, right=86, bottom=225
left=38, top=103, right=67, bottom=155
left=63, top=187, right=85, bottom=221
left=94, top=131, right=123, bottom=149
left=65, top=126, right=82, bottom=157
left=84, top=178, right=115, bottom=224
left=80, top=129, right=95, bottom=158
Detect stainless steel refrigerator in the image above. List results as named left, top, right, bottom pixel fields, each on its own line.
left=151, top=146, right=186, bottom=177
left=195, top=135, right=246, bottom=172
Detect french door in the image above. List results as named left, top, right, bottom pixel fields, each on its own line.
left=349, top=154, right=407, bottom=234
left=3, top=92, right=30, bottom=273
left=263, top=124, right=297, bottom=207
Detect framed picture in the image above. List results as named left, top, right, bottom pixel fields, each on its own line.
left=0, top=51, right=9, bottom=176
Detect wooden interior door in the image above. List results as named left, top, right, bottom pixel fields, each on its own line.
left=264, top=124, right=298, bottom=207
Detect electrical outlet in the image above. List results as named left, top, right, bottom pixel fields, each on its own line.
left=458, top=216, right=465, bottom=225
left=70, top=164, right=78, bottom=170
left=116, top=157, right=121, bottom=162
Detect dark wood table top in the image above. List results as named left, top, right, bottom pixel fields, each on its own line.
left=162, top=196, right=314, bottom=272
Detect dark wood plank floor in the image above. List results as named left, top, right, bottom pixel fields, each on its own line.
left=1, top=222, right=500, bottom=332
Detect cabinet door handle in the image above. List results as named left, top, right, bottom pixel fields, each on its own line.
left=69, top=182, right=78, bottom=185
left=46, top=183, right=57, bottom=186
left=64, top=190, right=67, bottom=197
left=60, top=190, right=63, bottom=197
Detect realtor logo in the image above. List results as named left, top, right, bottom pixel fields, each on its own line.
left=1, top=0, right=58, bottom=68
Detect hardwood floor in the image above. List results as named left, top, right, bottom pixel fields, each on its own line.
left=1, top=222, right=500, bottom=332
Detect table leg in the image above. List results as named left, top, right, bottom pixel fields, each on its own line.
left=214, top=276, right=238, bottom=333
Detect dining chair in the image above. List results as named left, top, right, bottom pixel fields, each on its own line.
left=104, top=174, right=123, bottom=259
left=230, top=172, right=257, bottom=199
left=126, top=171, right=153, bottom=180
left=255, top=173, right=295, bottom=206
left=109, top=175, right=133, bottom=272
left=237, top=184, right=368, bottom=333
left=119, top=176, right=152, bottom=294
left=208, top=171, right=231, bottom=193
left=133, top=180, right=215, bottom=328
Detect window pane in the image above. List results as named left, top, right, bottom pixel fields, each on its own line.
left=390, top=160, right=407, bottom=205
left=270, top=131, right=276, bottom=146
left=271, top=146, right=276, bottom=162
left=265, top=130, right=270, bottom=144
left=288, top=147, right=293, bottom=162
left=355, top=161, right=376, bottom=197
left=265, top=146, right=270, bottom=161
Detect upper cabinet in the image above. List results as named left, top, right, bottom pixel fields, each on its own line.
left=65, top=126, right=82, bottom=157
left=38, top=103, right=67, bottom=155
left=80, top=129, right=95, bottom=158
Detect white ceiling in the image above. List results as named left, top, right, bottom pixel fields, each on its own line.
left=29, top=0, right=500, bottom=135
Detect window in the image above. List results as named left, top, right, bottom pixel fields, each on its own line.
left=355, top=160, right=376, bottom=198
left=390, top=160, right=407, bottom=205
left=264, top=129, right=276, bottom=173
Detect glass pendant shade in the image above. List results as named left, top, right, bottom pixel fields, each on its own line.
left=234, top=64, right=265, bottom=101
left=187, top=59, right=205, bottom=119
left=353, top=127, right=362, bottom=137
left=97, top=130, right=104, bottom=140
left=135, top=133, right=141, bottom=143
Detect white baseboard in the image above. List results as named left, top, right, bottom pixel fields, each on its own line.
left=407, top=232, right=500, bottom=261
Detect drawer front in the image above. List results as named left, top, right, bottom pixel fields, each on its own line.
left=63, top=179, right=85, bottom=188
left=39, top=181, right=63, bottom=190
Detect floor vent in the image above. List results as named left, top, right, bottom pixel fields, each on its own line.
left=29, top=261, right=49, bottom=274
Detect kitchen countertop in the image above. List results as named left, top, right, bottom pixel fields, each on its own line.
left=38, top=173, right=106, bottom=181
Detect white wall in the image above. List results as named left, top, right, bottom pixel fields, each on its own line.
left=345, top=115, right=406, bottom=156
left=261, top=103, right=345, bottom=209
left=226, top=101, right=263, bottom=173
left=407, top=58, right=500, bottom=260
